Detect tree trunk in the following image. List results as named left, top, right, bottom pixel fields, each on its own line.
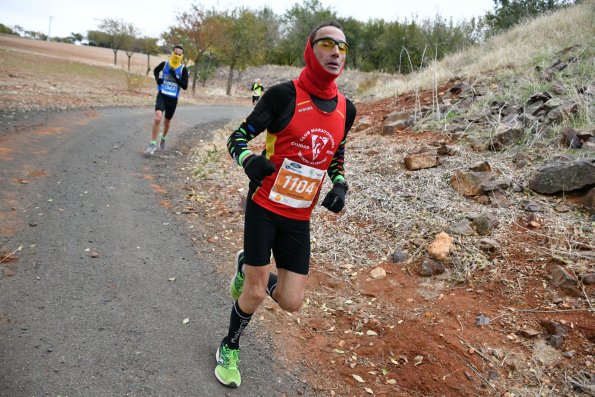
left=146, top=53, right=151, bottom=75
left=127, top=55, right=132, bottom=71
left=192, top=57, right=199, bottom=96
left=226, top=63, right=235, bottom=96
left=201, top=57, right=213, bottom=88
left=112, top=49, right=118, bottom=65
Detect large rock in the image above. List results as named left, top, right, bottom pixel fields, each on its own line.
left=450, top=171, right=494, bottom=196
left=528, top=158, right=595, bottom=194
left=404, top=152, right=438, bottom=170
left=487, top=125, right=525, bottom=151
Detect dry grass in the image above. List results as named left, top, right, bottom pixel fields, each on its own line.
left=369, top=0, right=595, bottom=98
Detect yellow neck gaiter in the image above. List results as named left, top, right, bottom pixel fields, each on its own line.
left=169, top=52, right=182, bottom=69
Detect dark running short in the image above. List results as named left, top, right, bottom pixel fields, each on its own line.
left=244, top=194, right=310, bottom=275
left=155, top=92, right=178, bottom=119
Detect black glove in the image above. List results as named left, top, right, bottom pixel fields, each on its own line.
left=169, top=68, right=177, bottom=79
left=321, top=181, right=348, bottom=213
left=242, top=154, right=276, bottom=186
left=157, top=78, right=163, bottom=85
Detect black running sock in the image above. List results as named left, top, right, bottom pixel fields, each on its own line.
left=266, top=272, right=278, bottom=301
left=226, top=300, right=252, bottom=349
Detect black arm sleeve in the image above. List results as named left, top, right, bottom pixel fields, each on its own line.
left=177, top=67, right=189, bottom=90
left=153, top=62, right=165, bottom=82
left=327, top=98, right=356, bottom=183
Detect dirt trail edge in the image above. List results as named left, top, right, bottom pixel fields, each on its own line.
left=0, top=107, right=311, bottom=396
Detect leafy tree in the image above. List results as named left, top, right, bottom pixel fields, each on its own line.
left=278, top=0, right=337, bottom=66
left=337, top=17, right=364, bottom=69
left=0, top=24, right=18, bottom=35
left=23, top=30, right=47, bottom=41
left=209, top=8, right=268, bottom=95
left=257, top=6, right=282, bottom=65
left=137, top=36, right=160, bottom=75
left=87, top=30, right=110, bottom=47
left=165, top=4, right=223, bottom=94
left=98, top=18, right=130, bottom=66
left=485, top=0, right=575, bottom=33
left=70, top=32, right=83, bottom=42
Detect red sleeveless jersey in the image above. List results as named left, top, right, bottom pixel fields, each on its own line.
left=251, top=80, right=347, bottom=220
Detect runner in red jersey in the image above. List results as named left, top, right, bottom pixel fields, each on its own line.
left=215, top=22, right=356, bottom=388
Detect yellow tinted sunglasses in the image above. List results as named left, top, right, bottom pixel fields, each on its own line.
left=312, top=37, right=349, bottom=54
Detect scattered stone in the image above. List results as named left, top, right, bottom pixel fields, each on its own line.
left=518, top=329, right=540, bottom=338
left=475, top=314, right=491, bottom=326
left=447, top=219, right=475, bottom=236
left=554, top=203, right=571, bottom=213
left=551, top=82, right=567, bottom=95
left=370, top=267, right=387, bottom=280
left=471, top=214, right=500, bottom=235
left=469, top=161, right=492, bottom=172
left=523, top=201, right=543, bottom=212
left=487, top=125, right=525, bottom=151
left=382, top=111, right=415, bottom=133
left=540, top=320, right=567, bottom=337
left=404, top=152, right=438, bottom=170
left=479, top=178, right=512, bottom=192
left=450, top=171, right=494, bottom=197
left=479, top=238, right=500, bottom=253
left=552, top=266, right=581, bottom=296
left=487, top=370, right=499, bottom=381
left=560, top=127, right=582, bottom=149
left=354, top=116, right=373, bottom=132
left=391, top=251, right=408, bottom=264
left=545, top=100, right=579, bottom=124
left=419, top=261, right=434, bottom=277
left=384, top=110, right=412, bottom=124
left=382, top=119, right=410, bottom=134
left=427, top=232, right=453, bottom=261
left=437, top=143, right=459, bottom=156
left=549, top=334, right=564, bottom=349
left=419, top=259, right=445, bottom=277
left=488, top=191, right=513, bottom=207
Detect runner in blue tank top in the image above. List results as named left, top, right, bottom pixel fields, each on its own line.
left=145, top=45, right=189, bottom=156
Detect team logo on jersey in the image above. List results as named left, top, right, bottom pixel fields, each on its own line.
left=311, top=135, right=329, bottom=161
left=290, top=128, right=336, bottom=166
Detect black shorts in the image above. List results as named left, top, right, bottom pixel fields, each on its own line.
left=155, top=92, right=178, bottom=120
left=252, top=95, right=260, bottom=103
left=244, top=194, right=310, bottom=275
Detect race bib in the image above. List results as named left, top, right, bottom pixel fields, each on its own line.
left=269, top=158, right=325, bottom=208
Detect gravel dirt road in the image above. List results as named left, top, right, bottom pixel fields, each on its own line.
left=0, top=106, right=311, bottom=396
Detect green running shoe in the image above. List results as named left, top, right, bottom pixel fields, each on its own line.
left=229, top=250, right=245, bottom=300
left=215, top=341, right=241, bottom=388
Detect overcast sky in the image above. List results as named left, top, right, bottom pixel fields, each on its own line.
left=1, top=0, right=495, bottom=38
